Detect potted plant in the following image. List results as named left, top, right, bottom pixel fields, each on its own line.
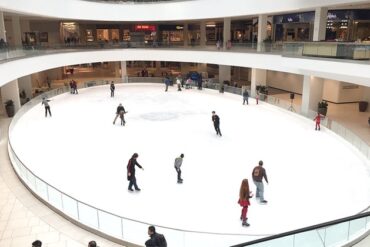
left=4, top=99, right=15, bottom=117
left=318, top=100, right=328, bottom=116
left=359, top=101, right=368, bottom=112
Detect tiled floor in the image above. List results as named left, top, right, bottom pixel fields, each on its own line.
left=0, top=118, right=126, bottom=247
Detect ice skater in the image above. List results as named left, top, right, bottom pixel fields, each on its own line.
left=256, top=91, right=259, bottom=104
left=176, top=76, right=182, bottom=91
left=252, top=160, right=268, bottom=204
left=41, top=97, right=52, bottom=117
left=212, top=111, right=222, bottom=136
left=113, top=103, right=126, bottom=125
left=314, top=112, right=323, bottom=131
left=164, top=76, right=170, bottom=92
left=174, top=154, right=184, bottom=183
left=110, top=81, right=115, bottom=97
left=119, top=110, right=127, bottom=126
left=238, top=179, right=253, bottom=227
left=127, top=153, right=144, bottom=192
left=243, top=89, right=249, bottom=105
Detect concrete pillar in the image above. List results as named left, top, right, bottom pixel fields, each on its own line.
left=1, top=79, right=21, bottom=114
left=0, top=12, right=6, bottom=41
left=219, top=65, right=231, bottom=86
left=18, top=75, right=32, bottom=102
left=121, top=61, right=127, bottom=82
left=11, top=16, right=22, bottom=46
left=257, top=14, right=267, bottom=52
left=313, top=7, right=328, bottom=41
left=184, top=23, right=188, bottom=47
left=200, top=21, right=206, bottom=47
left=301, top=75, right=324, bottom=116
left=251, top=68, right=267, bottom=97
left=223, top=18, right=231, bottom=49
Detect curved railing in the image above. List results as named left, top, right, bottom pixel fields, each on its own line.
left=7, top=80, right=370, bottom=247
left=7, top=80, right=267, bottom=247
left=231, top=210, right=370, bottom=247
left=0, top=41, right=369, bottom=64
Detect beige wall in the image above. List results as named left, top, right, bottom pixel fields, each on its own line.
left=323, top=80, right=363, bottom=103
left=267, top=70, right=303, bottom=94
left=29, top=21, right=60, bottom=44
left=32, top=68, right=63, bottom=88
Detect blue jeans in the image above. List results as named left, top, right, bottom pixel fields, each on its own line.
left=253, top=181, right=264, bottom=201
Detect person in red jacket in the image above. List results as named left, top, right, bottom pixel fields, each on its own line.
left=314, top=112, right=323, bottom=131
left=127, top=153, right=144, bottom=192
left=238, top=179, right=253, bottom=227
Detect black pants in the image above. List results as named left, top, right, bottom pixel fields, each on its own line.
left=214, top=124, right=221, bottom=136
left=120, top=115, right=126, bottom=126
left=128, top=176, right=139, bottom=190
left=45, top=106, right=51, bottom=117
left=165, top=84, right=168, bottom=91
left=175, top=167, right=182, bottom=181
left=243, top=97, right=249, bottom=105
left=111, top=90, right=114, bottom=97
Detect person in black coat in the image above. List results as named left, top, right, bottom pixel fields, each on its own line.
left=145, top=226, right=167, bottom=247
left=113, top=103, right=126, bottom=125
left=110, top=81, right=115, bottom=97
left=127, top=153, right=144, bottom=191
left=212, top=111, right=222, bottom=136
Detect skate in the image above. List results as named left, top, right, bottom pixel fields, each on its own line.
left=242, top=220, right=250, bottom=227
left=177, top=180, right=183, bottom=184
left=128, top=188, right=134, bottom=192
left=260, top=200, right=268, bottom=204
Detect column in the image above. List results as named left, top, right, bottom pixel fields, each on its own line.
left=11, top=16, right=22, bottom=46
left=1, top=79, right=21, bottom=114
left=155, top=61, right=161, bottom=76
left=200, top=21, right=206, bottom=47
left=219, top=65, right=231, bottom=86
left=121, top=61, right=127, bottom=82
left=251, top=68, right=267, bottom=97
left=257, top=14, right=267, bottom=52
left=301, top=75, right=324, bottom=116
left=223, top=18, right=231, bottom=50
left=313, top=7, right=328, bottom=41
left=18, top=75, right=32, bottom=102
left=183, top=23, right=188, bottom=47
left=0, top=12, right=6, bottom=41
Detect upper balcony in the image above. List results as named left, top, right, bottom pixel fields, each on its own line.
left=0, top=0, right=369, bottom=21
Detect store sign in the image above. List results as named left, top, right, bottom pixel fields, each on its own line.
left=134, top=25, right=156, bottom=32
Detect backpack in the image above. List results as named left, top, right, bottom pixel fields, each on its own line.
left=157, top=234, right=167, bottom=247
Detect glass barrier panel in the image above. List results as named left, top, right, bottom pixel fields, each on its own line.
left=294, top=228, right=325, bottom=247
left=97, top=210, right=122, bottom=238
left=47, top=186, right=63, bottom=210
left=78, top=202, right=99, bottom=229
left=348, top=218, right=367, bottom=241
left=367, top=216, right=370, bottom=229
left=25, top=169, right=37, bottom=191
left=324, top=222, right=349, bottom=247
left=240, top=235, right=294, bottom=247
left=34, top=177, right=48, bottom=200
left=61, top=194, right=79, bottom=219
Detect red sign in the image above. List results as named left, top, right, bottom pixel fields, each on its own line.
left=134, top=25, right=156, bottom=32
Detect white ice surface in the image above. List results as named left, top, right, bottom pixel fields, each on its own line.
left=10, top=83, right=370, bottom=247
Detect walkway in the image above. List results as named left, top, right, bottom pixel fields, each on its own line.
left=0, top=118, right=126, bottom=247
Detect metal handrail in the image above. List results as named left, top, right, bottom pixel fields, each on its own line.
left=231, top=211, right=370, bottom=247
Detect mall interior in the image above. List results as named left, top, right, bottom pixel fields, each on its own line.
left=0, top=0, right=370, bottom=246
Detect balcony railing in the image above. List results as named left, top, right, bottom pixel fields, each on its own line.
left=0, top=41, right=369, bottom=64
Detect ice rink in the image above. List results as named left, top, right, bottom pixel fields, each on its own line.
left=10, top=83, right=370, bottom=247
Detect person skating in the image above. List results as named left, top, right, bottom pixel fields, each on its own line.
left=72, top=80, right=78, bottom=94
left=127, top=153, right=144, bottom=191
left=252, top=160, right=268, bottom=204
left=238, top=179, right=253, bottom=227
left=113, top=103, right=126, bottom=125
left=256, top=91, right=259, bottom=104
left=243, top=89, right=249, bottom=105
left=176, top=76, right=182, bottom=91
left=110, top=81, right=115, bottom=97
left=119, top=110, right=127, bottom=126
left=174, top=154, right=184, bottom=183
left=41, top=97, right=52, bottom=117
left=314, top=112, right=323, bottom=131
left=164, top=76, right=170, bottom=92
left=212, top=111, right=222, bottom=136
